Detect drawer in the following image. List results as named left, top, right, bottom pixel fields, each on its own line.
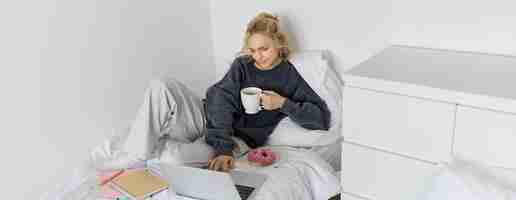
left=342, top=87, right=455, bottom=163
left=341, top=143, right=439, bottom=200
left=454, top=106, right=516, bottom=169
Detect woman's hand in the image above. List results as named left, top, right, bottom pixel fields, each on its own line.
left=260, top=90, right=287, bottom=110
left=208, top=155, right=235, bottom=172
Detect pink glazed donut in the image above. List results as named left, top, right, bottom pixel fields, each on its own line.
left=247, top=148, right=277, bottom=166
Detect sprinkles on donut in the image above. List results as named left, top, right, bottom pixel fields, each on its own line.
left=248, top=148, right=278, bottom=166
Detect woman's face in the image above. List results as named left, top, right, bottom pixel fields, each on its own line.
left=247, top=33, right=280, bottom=70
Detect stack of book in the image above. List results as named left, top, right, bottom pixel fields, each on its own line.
left=99, top=168, right=169, bottom=200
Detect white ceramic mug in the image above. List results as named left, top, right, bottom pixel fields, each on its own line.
left=240, top=87, right=263, bottom=114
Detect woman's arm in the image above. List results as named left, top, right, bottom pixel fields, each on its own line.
left=279, top=73, right=331, bottom=130
left=204, top=58, right=244, bottom=157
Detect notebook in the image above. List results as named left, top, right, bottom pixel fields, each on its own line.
left=110, top=168, right=169, bottom=200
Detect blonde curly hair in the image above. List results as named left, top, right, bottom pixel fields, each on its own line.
left=241, top=12, right=292, bottom=59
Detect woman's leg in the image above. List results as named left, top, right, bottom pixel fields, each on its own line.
left=159, top=135, right=250, bottom=166
left=159, top=135, right=215, bottom=165
left=122, top=77, right=207, bottom=160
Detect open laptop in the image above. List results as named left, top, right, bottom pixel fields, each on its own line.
left=159, top=163, right=267, bottom=200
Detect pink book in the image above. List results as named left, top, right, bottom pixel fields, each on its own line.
left=100, top=184, right=123, bottom=199
left=98, top=170, right=124, bottom=199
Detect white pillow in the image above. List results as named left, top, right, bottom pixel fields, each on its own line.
left=420, top=156, right=516, bottom=200
left=288, top=50, right=327, bottom=92
left=267, top=50, right=343, bottom=147
left=267, top=117, right=342, bottom=147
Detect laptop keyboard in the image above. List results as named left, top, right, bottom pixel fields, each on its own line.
left=235, top=184, right=255, bottom=200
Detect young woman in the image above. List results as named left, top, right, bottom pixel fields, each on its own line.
left=122, top=12, right=330, bottom=173
left=205, top=12, right=330, bottom=172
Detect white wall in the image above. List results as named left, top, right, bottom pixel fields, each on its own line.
left=0, top=0, right=214, bottom=199
left=209, top=0, right=516, bottom=79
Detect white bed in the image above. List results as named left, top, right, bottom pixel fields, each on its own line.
left=41, top=50, right=344, bottom=200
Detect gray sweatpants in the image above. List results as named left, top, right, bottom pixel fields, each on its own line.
left=122, top=78, right=218, bottom=165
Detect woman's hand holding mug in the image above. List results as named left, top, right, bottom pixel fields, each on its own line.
left=260, top=90, right=286, bottom=110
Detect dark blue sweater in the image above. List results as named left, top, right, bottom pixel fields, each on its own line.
left=204, top=56, right=331, bottom=156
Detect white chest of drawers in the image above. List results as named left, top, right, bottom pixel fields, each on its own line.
left=340, top=45, right=516, bottom=200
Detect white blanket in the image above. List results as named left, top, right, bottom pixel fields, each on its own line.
left=238, top=146, right=341, bottom=200
left=41, top=142, right=340, bottom=200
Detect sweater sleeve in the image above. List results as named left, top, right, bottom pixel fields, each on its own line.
left=279, top=71, right=331, bottom=130
left=204, top=58, right=243, bottom=157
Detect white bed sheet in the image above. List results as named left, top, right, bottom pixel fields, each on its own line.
left=238, top=146, right=341, bottom=200
left=42, top=145, right=340, bottom=200
left=153, top=145, right=341, bottom=200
